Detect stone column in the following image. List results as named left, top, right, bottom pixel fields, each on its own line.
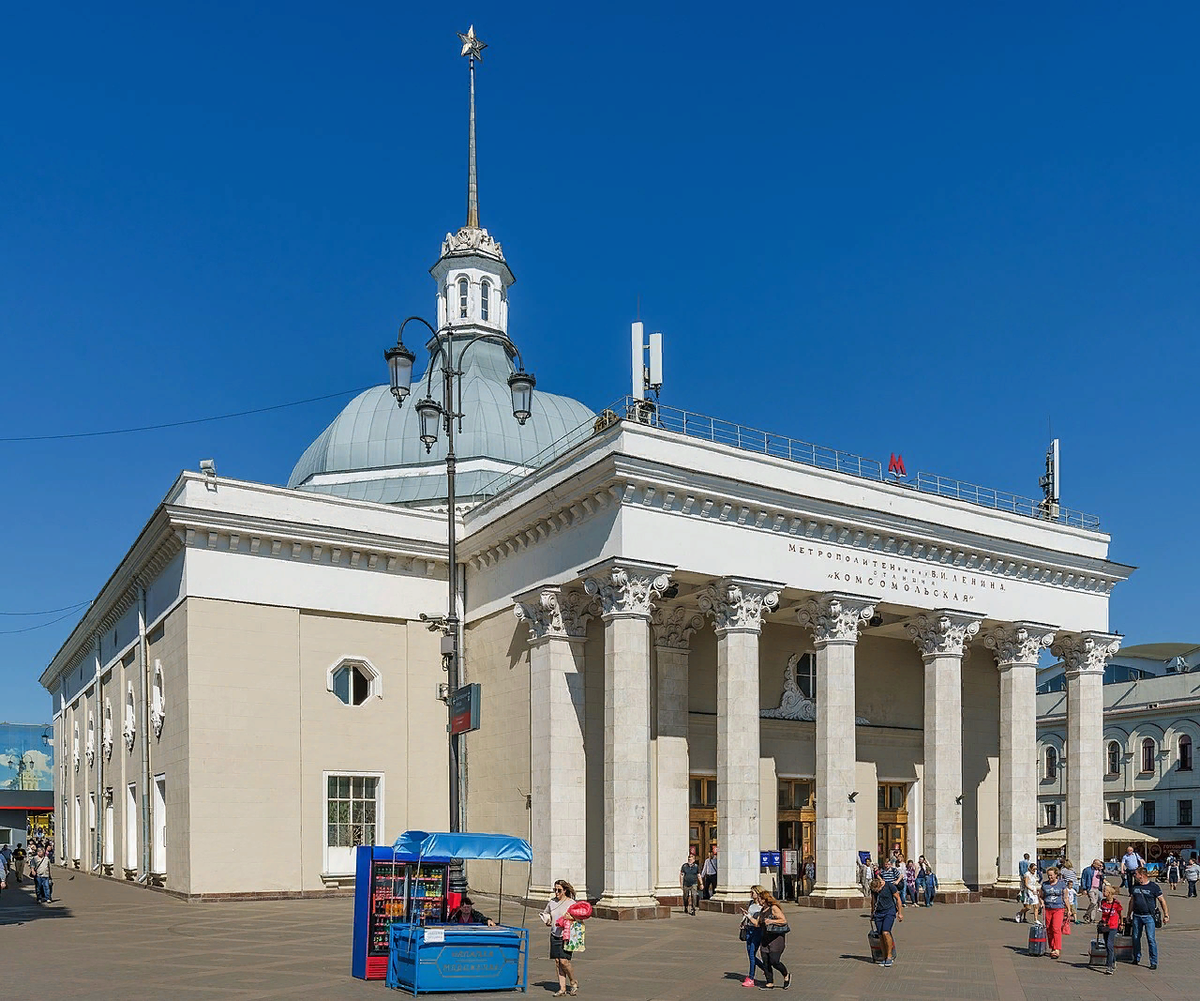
left=515, top=586, right=594, bottom=900
left=797, top=593, right=875, bottom=900
left=651, top=606, right=702, bottom=902
left=908, top=610, right=984, bottom=897
left=584, top=560, right=672, bottom=911
left=698, top=578, right=782, bottom=903
left=984, top=622, right=1056, bottom=890
left=1051, top=631, right=1121, bottom=869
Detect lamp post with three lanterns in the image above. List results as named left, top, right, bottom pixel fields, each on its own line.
left=384, top=316, right=536, bottom=891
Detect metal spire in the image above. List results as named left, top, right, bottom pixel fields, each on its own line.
left=458, top=25, right=487, bottom=229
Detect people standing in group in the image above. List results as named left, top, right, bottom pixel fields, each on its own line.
left=878, top=856, right=901, bottom=893
left=859, top=857, right=874, bottom=899
left=1059, top=859, right=1078, bottom=924
left=870, top=874, right=904, bottom=968
left=1096, top=883, right=1124, bottom=976
left=918, top=858, right=937, bottom=906
left=1165, top=854, right=1180, bottom=891
left=1079, top=858, right=1105, bottom=924
left=1120, top=845, right=1145, bottom=895
left=1017, top=863, right=1041, bottom=924
left=738, top=886, right=766, bottom=987
left=1184, top=856, right=1200, bottom=897
left=701, top=845, right=719, bottom=900
left=904, top=860, right=917, bottom=906
left=1128, top=867, right=1169, bottom=970
left=680, top=849, right=701, bottom=915
left=32, top=845, right=53, bottom=904
left=540, top=879, right=580, bottom=997
left=1038, top=866, right=1068, bottom=959
left=751, top=888, right=791, bottom=989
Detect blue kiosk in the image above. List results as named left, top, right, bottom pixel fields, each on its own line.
left=386, top=831, right=532, bottom=995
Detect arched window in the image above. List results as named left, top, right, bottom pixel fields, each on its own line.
left=480, top=280, right=490, bottom=321
left=1180, top=734, right=1193, bottom=771
left=458, top=277, right=469, bottom=318
left=1141, top=737, right=1156, bottom=773
left=1107, top=741, right=1121, bottom=776
left=1045, top=746, right=1058, bottom=780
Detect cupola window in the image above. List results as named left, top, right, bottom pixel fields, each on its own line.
left=458, top=277, right=469, bottom=318
left=480, top=280, right=490, bottom=321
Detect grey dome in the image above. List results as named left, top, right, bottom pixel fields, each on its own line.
left=288, top=339, right=593, bottom=505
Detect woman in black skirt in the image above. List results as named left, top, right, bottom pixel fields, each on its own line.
left=540, top=879, right=579, bottom=996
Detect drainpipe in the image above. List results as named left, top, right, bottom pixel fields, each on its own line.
left=94, top=639, right=103, bottom=872
left=138, top=584, right=152, bottom=882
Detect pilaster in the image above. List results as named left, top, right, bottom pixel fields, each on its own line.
left=515, top=586, right=594, bottom=900
left=908, top=610, right=984, bottom=897
left=698, top=578, right=781, bottom=903
left=583, top=560, right=673, bottom=915
left=1052, top=631, right=1121, bottom=870
left=796, top=592, right=875, bottom=901
left=651, top=606, right=702, bottom=902
left=984, top=622, right=1056, bottom=890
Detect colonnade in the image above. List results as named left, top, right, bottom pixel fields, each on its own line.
left=515, top=561, right=1120, bottom=908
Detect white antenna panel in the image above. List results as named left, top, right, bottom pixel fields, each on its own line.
left=631, top=321, right=644, bottom=401
left=648, top=332, right=663, bottom=390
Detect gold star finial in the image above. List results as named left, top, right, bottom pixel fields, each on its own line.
left=458, top=25, right=486, bottom=61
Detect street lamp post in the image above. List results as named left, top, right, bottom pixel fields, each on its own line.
left=385, top=315, right=535, bottom=893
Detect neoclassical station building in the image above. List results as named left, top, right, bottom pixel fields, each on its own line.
left=41, top=32, right=1134, bottom=908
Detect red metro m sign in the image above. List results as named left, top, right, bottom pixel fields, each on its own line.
left=888, top=453, right=906, bottom=479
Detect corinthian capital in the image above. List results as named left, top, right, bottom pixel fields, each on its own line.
left=697, top=578, right=781, bottom=635
left=984, top=622, right=1056, bottom=668
left=796, top=593, right=875, bottom=647
left=907, top=610, right=983, bottom=659
left=652, top=606, right=704, bottom=650
left=1050, top=631, right=1121, bottom=678
left=582, top=561, right=672, bottom=620
left=514, top=586, right=594, bottom=642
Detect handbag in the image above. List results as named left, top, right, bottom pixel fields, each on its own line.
left=1153, top=912, right=1163, bottom=929
left=1062, top=917, right=1072, bottom=936
left=738, top=924, right=749, bottom=941
left=766, top=922, right=791, bottom=936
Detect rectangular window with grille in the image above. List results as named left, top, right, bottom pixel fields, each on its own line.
left=326, top=775, right=379, bottom=859
left=1180, top=800, right=1193, bottom=826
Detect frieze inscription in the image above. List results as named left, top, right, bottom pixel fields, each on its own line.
left=787, top=543, right=1006, bottom=606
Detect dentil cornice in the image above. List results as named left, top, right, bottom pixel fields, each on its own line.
left=514, top=586, right=594, bottom=643
left=907, top=610, right=984, bottom=659
left=698, top=578, right=781, bottom=635
left=583, top=562, right=672, bottom=620
left=984, top=622, right=1056, bottom=667
left=796, top=593, right=876, bottom=646
left=652, top=605, right=705, bottom=649
left=1051, top=631, right=1122, bottom=678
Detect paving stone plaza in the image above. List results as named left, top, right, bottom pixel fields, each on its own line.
left=4, top=872, right=1199, bottom=1000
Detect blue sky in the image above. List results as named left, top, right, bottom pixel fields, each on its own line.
left=3, top=4, right=1198, bottom=721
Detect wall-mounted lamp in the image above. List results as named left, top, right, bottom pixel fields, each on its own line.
left=848, top=791, right=858, bottom=802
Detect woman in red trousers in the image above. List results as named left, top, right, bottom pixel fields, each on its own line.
left=1038, top=866, right=1068, bottom=958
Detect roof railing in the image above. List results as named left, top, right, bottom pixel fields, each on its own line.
left=476, top=396, right=1101, bottom=530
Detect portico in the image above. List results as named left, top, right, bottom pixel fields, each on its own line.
left=461, top=409, right=1132, bottom=915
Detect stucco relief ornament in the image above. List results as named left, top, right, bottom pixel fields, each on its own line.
left=584, top=566, right=671, bottom=618
left=698, top=580, right=780, bottom=633
left=796, top=595, right=875, bottom=646
left=102, top=697, right=114, bottom=761
left=123, top=681, right=136, bottom=752
left=983, top=623, right=1056, bottom=667
left=907, top=612, right=982, bottom=659
left=85, top=712, right=96, bottom=769
left=761, top=653, right=871, bottom=724
left=514, top=587, right=595, bottom=641
left=150, top=662, right=166, bottom=739
left=1051, top=631, right=1122, bottom=677
left=441, top=227, right=506, bottom=262
left=652, top=606, right=704, bottom=650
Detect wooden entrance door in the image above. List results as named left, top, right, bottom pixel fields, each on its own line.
left=877, top=783, right=909, bottom=861
left=689, top=775, right=717, bottom=858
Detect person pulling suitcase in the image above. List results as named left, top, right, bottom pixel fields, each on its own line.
left=868, top=875, right=903, bottom=967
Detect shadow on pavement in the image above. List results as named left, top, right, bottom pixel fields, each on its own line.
left=0, top=879, right=74, bottom=926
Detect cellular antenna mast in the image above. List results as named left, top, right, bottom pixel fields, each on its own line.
left=1039, top=437, right=1060, bottom=521
left=631, top=322, right=664, bottom=401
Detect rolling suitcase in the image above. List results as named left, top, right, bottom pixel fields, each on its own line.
left=1088, top=933, right=1134, bottom=965
left=1027, top=923, right=1047, bottom=956
left=867, top=922, right=898, bottom=964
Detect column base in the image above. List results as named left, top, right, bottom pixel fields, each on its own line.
left=931, top=880, right=981, bottom=904
left=653, top=885, right=683, bottom=907
left=799, top=885, right=867, bottom=909
left=592, top=895, right=670, bottom=920
left=981, top=882, right=1021, bottom=901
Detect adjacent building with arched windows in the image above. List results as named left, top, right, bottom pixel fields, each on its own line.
left=1037, top=643, right=1200, bottom=855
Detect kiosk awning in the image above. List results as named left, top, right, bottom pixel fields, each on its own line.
left=393, top=830, right=533, bottom=862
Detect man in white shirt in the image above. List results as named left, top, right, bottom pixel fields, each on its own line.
left=700, top=845, right=718, bottom=899
left=1121, top=846, right=1144, bottom=895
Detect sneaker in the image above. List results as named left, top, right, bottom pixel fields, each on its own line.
left=1150, top=964, right=1157, bottom=971
left=883, top=960, right=894, bottom=968
left=742, top=979, right=755, bottom=988
left=1104, top=969, right=1114, bottom=975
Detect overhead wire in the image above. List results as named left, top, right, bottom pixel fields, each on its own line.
left=0, top=385, right=374, bottom=442
left=0, top=607, right=89, bottom=635
left=0, top=600, right=91, bottom=616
